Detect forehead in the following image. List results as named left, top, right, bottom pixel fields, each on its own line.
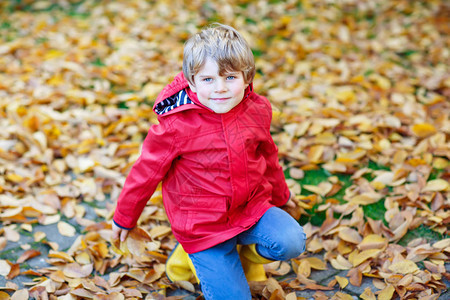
left=195, top=57, right=240, bottom=76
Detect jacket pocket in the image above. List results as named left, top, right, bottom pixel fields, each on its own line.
left=169, top=192, right=228, bottom=235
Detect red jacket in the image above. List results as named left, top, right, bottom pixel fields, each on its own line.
left=113, top=72, right=290, bottom=253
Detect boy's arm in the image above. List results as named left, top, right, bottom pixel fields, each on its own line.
left=113, top=119, right=179, bottom=230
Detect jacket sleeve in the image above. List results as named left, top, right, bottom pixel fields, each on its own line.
left=113, top=119, right=179, bottom=229
left=261, top=135, right=291, bottom=207
left=259, top=98, right=290, bottom=207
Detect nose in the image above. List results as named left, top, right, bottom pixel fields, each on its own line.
left=215, top=78, right=227, bottom=92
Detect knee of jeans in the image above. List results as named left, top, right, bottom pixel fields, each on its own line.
left=276, top=228, right=307, bottom=260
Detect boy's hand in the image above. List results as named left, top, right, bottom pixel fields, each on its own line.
left=112, top=222, right=129, bottom=242
left=282, top=190, right=301, bottom=219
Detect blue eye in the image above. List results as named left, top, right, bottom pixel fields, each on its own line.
left=203, top=78, right=212, bottom=82
left=227, top=76, right=235, bottom=80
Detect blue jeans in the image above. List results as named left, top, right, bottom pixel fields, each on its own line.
left=188, top=207, right=306, bottom=299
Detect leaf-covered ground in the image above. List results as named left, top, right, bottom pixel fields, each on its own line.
left=0, top=0, right=449, bottom=299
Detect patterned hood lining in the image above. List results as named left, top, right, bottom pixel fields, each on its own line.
left=154, top=90, right=193, bottom=115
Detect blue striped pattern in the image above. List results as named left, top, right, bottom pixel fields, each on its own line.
left=154, top=90, right=193, bottom=115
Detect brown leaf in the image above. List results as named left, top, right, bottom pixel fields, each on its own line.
left=6, top=264, right=20, bottom=280
left=16, top=249, right=41, bottom=263
left=348, top=268, right=362, bottom=286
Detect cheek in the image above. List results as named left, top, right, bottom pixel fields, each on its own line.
left=198, top=87, right=210, bottom=97
left=232, top=85, right=245, bottom=97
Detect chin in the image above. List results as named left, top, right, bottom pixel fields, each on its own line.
left=213, top=108, right=231, bottom=114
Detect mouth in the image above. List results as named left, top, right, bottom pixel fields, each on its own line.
left=211, top=98, right=230, bottom=101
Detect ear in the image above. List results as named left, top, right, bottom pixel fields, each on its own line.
left=188, top=81, right=197, bottom=93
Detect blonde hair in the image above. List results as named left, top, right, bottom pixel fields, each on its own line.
left=183, top=23, right=255, bottom=85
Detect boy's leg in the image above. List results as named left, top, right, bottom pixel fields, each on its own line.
left=238, top=206, right=306, bottom=261
left=188, top=237, right=251, bottom=300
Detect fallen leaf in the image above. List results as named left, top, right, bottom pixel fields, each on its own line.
left=378, top=284, right=395, bottom=300
left=301, top=257, right=327, bottom=270
left=358, top=234, right=388, bottom=250
left=360, top=287, right=376, bottom=300
left=0, top=260, right=11, bottom=277
left=335, top=276, right=348, bottom=289
left=388, top=259, right=419, bottom=274
left=422, top=179, right=449, bottom=192
left=411, top=123, right=437, bottom=138
left=63, top=263, right=93, bottom=278
left=352, top=249, right=382, bottom=267
left=10, top=289, right=28, bottom=300
left=338, top=227, right=362, bottom=244
left=57, top=221, right=76, bottom=237
left=17, top=249, right=41, bottom=263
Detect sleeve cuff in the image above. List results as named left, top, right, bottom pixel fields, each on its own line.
left=113, top=219, right=133, bottom=230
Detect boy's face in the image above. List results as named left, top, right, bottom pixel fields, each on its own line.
left=189, top=57, right=249, bottom=114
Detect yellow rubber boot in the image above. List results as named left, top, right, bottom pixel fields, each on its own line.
left=166, top=243, right=198, bottom=282
left=239, top=244, right=272, bottom=282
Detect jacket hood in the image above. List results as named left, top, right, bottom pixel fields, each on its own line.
left=153, top=72, right=254, bottom=117
left=153, top=72, right=198, bottom=117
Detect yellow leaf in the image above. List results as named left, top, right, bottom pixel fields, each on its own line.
left=433, top=238, right=450, bottom=249
left=352, top=249, right=382, bottom=266
left=335, top=88, right=356, bottom=103
left=57, top=221, right=76, bottom=237
left=358, top=234, right=388, bottom=251
left=142, top=82, right=165, bottom=99
left=388, top=260, right=419, bottom=274
left=298, top=260, right=311, bottom=277
left=314, top=132, right=337, bottom=145
left=45, top=49, right=65, bottom=60
left=330, top=255, right=353, bottom=270
left=336, top=149, right=367, bottom=163
left=92, top=242, right=109, bottom=258
left=335, top=276, right=348, bottom=289
left=422, top=179, right=449, bottom=192
left=369, top=74, right=391, bottom=90
left=0, top=291, right=11, bottom=300
left=34, top=231, right=46, bottom=242
left=149, top=225, right=171, bottom=239
left=411, top=123, right=437, bottom=138
left=307, top=238, right=324, bottom=253
left=48, top=250, right=75, bottom=263
left=5, top=173, right=23, bottom=183
left=308, top=145, right=324, bottom=163
left=378, top=284, right=395, bottom=300
left=303, top=182, right=332, bottom=196
left=302, top=257, right=327, bottom=270
left=337, top=240, right=353, bottom=255
left=75, top=252, right=91, bottom=265
left=360, top=287, right=376, bottom=300
left=432, top=158, right=449, bottom=169
left=338, top=227, right=362, bottom=244
left=348, top=193, right=382, bottom=205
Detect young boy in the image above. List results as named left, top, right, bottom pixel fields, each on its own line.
left=112, top=23, right=306, bottom=299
